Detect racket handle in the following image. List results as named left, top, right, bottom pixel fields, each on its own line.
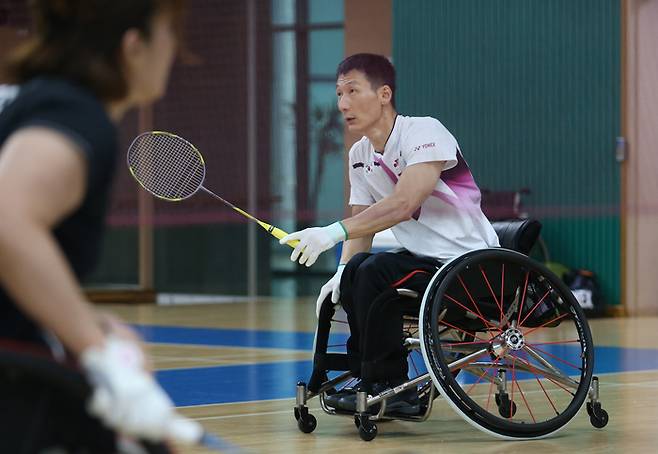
left=168, top=418, right=240, bottom=452
left=264, top=224, right=300, bottom=248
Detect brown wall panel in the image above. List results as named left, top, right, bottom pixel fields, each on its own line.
left=342, top=0, right=392, bottom=209
left=624, top=0, right=658, bottom=315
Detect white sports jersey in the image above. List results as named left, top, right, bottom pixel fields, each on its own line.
left=348, top=115, right=499, bottom=260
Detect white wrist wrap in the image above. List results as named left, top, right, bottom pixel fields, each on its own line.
left=325, top=221, right=347, bottom=243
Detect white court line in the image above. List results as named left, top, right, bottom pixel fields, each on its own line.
left=151, top=351, right=305, bottom=363
left=194, top=406, right=320, bottom=421
left=185, top=373, right=658, bottom=421
left=179, top=396, right=295, bottom=410
left=155, top=358, right=310, bottom=372
left=148, top=341, right=313, bottom=354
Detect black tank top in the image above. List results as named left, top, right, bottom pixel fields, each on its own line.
left=0, top=77, right=118, bottom=343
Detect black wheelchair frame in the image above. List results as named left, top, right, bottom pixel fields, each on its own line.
left=293, top=219, right=609, bottom=441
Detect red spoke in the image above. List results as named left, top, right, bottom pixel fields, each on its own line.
left=513, top=372, right=536, bottom=423
left=526, top=339, right=581, bottom=346
left=509, top=356, right=517, bottom=420
left=522, top=312, right=571, bottom=337
left=465, top=355, right=502, bottom=396
left=458, top=275, right=500, bottom=335
left=526, top=344, right=582, bottom=371
left=516, top=270, right=530, bottom=326
left=439, top=320, right=490, bottom=343
left=500, top=263, right=505, bottom=323
left=513, top=355, right=576, bottom=396
left=465, top=367, right=490, bottom=395
left=479, top=265, right=503, bottom=324
left=441, top=340, right=492, bottom=347
left=445, top=293, right=499, bottom=332
left=519, top=288, right=551, bottom=327
left=486, top=375, right=495, bottom=412
left=445, top=348, right=492, bottom=373
left=520, top=355, right=560, bottom=415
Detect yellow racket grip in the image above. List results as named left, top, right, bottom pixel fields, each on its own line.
left=260, top=223, right=300, bottom=248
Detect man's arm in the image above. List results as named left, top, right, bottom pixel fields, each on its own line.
left=279, top=160, right=445, bottom=266
left=341, top=160, right=445, bottom=238
left=338, top=205, right=373, bottom=264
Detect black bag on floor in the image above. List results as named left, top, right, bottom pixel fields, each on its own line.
left=563, top=269, right=605, bottom=318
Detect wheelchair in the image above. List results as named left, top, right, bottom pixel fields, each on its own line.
left=293, top=219, right=609, bottom=441
left=0, top=339, right=172, bottom=454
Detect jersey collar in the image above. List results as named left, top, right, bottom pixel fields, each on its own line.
left=374, top=114, right=400, bottom=155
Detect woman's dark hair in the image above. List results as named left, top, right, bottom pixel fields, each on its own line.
left=336, top=53, right=396, bottom=108
left=3, top=0, right=184, bottom=101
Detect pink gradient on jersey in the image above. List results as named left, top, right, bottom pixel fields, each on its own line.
left=373, top=151, right=482, bottom=211
left=440, top=150, right=483, bottom=208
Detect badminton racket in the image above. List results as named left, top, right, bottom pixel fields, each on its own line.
left=126, top=131, right=298, bottom=248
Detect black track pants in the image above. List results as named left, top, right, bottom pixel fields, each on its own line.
left=339, top=251, right=440, bottom=383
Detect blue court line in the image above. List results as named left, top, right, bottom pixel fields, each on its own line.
left=132, top=324, right=348, bottom=351
left=159, top=346, right=658, bottom=407
left=142, top=329, right=658, bottom=406
left=134, top=325, right=658, bottom=406
left=157, top=360, right=314, bottom=406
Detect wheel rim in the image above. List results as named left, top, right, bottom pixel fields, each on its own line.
left=422, top=249, right=594, bottom=438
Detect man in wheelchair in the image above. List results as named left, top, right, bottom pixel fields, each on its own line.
left=280, top=53, right=500, bottom=415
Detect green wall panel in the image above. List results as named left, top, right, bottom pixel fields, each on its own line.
left=393, top=0, right=621, bottom=304
left=84, top=228, right=139, bottom=286
left=154, top=225, right=272, bottom=294
left=86, top=225, right=272, bottom=295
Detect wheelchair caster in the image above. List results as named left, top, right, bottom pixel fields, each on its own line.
left=353, top=415, right=361, bottom=429
left=357, top=417, right=377, bottom=442
left=294, top=406, right=317, bottom=433
left=586, top=402, right=609, bottom=429
left=495, top=393, right=517, bottom=418
left=297, top=413, right=317, bottom=433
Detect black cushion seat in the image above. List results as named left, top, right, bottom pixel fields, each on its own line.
left=491, top=219, right=541, bottom=255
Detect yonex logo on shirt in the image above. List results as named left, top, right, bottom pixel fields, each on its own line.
left=413, top=142, right=436, bottom=152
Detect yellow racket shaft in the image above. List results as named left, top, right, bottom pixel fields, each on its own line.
left=262, top=223, right=300, bottom=248
left=228, top=204, right=300, bottom=248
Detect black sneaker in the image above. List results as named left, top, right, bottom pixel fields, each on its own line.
left=338, top=380, right=421, bottom=415
left=323, top=382, right=362, bottom=410
left=324, top=388, right=354, bottom=408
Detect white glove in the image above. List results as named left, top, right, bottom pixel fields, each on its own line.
left=316, top=264, right=345, bottom=318
left=279, top=221, right=347, bottom=267
left=80, top=336, right=203, bottom=444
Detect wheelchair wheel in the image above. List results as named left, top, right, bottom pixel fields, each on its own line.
left=419, top=248, right=594, bottom=439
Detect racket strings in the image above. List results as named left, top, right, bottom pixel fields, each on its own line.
left=162, top=135, right=200, bottom=197
left=128, top=133, right=205, bottom=200
left=150, top=134, right=201, bottom=199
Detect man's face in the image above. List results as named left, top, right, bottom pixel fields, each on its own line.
left=336, top=70, right=386, bottom=133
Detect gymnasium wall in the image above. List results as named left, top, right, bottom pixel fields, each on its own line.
left=393, top=0, right=622, bottom=305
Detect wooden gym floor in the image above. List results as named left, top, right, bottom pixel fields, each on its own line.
left=104, top=299, right=658, bottom=453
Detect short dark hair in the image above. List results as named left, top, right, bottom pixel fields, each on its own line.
left=336, top=53, right=396, bottom=108
left=3, top=0, right=184, bottom=101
